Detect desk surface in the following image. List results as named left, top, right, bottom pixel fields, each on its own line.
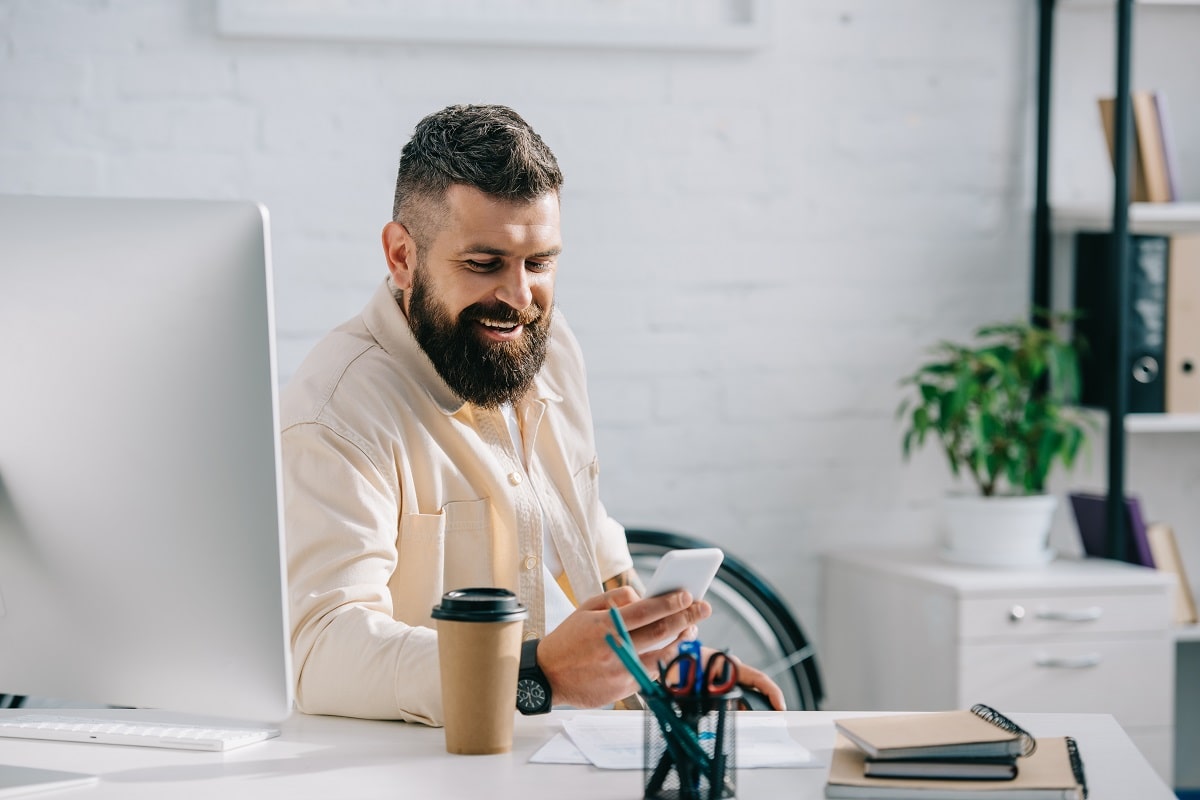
left=0, top=708, right=1174, bottom=799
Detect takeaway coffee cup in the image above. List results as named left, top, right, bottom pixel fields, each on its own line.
left=431, top=587, right=529, bottom=755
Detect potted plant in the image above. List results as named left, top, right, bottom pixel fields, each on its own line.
left=897, top=311, right=1093, bottom=566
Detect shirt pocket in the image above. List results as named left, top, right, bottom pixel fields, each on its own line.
left=442, top=497, right=495, bottom=597
left=392, top=512, right=447, bottom=627
left=571, top=457, right=602, bottom=531
left=392, top=498, right=494, bottom=628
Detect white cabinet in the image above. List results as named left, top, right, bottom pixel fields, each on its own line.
left=820, top=548, right=1175, bottom=781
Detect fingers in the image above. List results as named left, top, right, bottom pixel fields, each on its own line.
left=616, top=589, right=703, bottom=628
left=638, top=623, right=700, bottom=668
left=580, top=585, right=639, bottom=611
left=735, top=662, right=787, bottom=711
left=623, top=597, right=710, bottom=654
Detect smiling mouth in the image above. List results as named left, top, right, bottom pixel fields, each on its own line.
left=479, top=318, right=520, bottom=333
left=474, top=317, right=526, bottom=341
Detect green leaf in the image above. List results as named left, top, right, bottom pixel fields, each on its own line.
left=895, top=311, right=1091, bottom=497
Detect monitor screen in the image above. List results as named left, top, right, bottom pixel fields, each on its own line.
left=0, top=195, right=293, bottom=723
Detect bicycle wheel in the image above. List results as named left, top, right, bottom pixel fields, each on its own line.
left=625, top=529, right=823, bottom=711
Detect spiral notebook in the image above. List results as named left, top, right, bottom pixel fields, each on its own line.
left=834, top=704, right=1037, bottom=761
left=826, top=736, right=1087, bottom=800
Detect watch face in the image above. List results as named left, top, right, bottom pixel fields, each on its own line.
left=517, top=677, right=548, bottom=712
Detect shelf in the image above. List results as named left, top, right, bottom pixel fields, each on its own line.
left=1125, top=414, right=1200, bottom=433
left=1076, top=410, right=1200, bottom=433
left=1053, top=203, right=1200, bottom=235
left=1172, top=624, right=1200, bottom=642
left=1063, top=0, right=1200, bottom=7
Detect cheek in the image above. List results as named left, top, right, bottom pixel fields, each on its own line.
left=532, top=276, right=556, bottom=308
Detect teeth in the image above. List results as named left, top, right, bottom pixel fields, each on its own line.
left=480, top=319, right=518, bottom=329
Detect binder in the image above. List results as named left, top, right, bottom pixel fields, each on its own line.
left=1073, top=232, right=1168, bottom=413
left=1167, top=234, right=1200, bottom=413
left=1068, top=491, right=1155, bottom=568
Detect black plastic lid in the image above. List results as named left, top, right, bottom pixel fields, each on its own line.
left=431, top=587, right=529, bottom=623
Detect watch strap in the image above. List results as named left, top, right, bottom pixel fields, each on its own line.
left=517, top=638, right=552, bottom=715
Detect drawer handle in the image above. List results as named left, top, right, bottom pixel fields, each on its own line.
left=1034, top=653, right=1102, bottom=669
left=1034, top=607, right=1103, bottom=623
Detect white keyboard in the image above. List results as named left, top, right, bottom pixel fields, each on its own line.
left=0, top=714, right=280, bottom=752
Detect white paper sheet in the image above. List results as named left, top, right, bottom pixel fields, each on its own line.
left=529, top=713, right=819, bottom=770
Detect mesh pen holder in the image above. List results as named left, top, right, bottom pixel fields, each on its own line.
left=643, top=690, right=738, bottom=800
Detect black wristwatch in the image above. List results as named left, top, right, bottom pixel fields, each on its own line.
left=516, top=638, right=552, bottom=715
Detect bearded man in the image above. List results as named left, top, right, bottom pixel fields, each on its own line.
left=281, top=104, right=783, bottom=724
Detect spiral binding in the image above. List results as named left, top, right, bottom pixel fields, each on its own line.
left=969, top=703, right=1038, bottom=756
left=1065, top=737, right=1089, bottom=799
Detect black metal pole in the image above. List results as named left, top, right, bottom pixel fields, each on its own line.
left=1031, top=0, right=1055, bottom=322
left=1107, top=0, right=1135, bottom=561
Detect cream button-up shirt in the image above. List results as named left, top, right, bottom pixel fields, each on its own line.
left=280, top=280, right=631, bottom=725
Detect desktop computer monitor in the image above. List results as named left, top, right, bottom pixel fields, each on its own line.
left=0, top=195, right=293, bottom=723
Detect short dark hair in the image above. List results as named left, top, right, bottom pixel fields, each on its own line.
left=392, top=104, right=564, bottom=249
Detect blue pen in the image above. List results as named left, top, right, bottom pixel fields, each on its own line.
left=678, top=639, right=702, bottom=694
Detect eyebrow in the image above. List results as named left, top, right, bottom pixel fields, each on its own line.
left=461, top=245, right=562, bottom=259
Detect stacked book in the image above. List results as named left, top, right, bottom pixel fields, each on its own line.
left=824, top=704, right=1088, bottom=799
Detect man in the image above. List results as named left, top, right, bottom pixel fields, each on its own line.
left=282, top=104, right=783, bottom=724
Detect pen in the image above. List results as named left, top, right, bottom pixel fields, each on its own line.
left=604, top=607, right=710, bottom=768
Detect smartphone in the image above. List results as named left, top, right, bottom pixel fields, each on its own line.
left=642, top=547, right=724, bottom=601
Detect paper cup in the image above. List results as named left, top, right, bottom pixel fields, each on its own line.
left=432, top=588, right=528, bottom=755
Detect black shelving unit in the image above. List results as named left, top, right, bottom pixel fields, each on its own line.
left=1031, top=0, right=1135, bottom=561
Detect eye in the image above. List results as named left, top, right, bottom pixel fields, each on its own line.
left=526, top=260, right=555, bottom=273
left=465, top=259, right=501, bottom=273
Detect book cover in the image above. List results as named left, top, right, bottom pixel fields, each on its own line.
left=1146, top=521, right=1199, bottom=625
left=1098, top=96, right=1149, bottom=203
left=1068, top=491, right=1155, bottom=568
left=1153, top=91, right=1181, bottom=202
left=1074, top=232, right=1168, bottom=413
left=1131, top=91, right=1172, bottom=203
left=1167, top=235, right=1200, bottom=413
left=826, top=736, right=1086, bottom=800
left=864, top=756, right=1018, bottom=781
left=833, top=705, right=1035, bottom=761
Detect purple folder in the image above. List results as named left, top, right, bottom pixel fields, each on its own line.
left=1068, top=492, right=1155, bottom=568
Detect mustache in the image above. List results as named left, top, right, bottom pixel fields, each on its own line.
left=460, top=301, right=544, bottom=327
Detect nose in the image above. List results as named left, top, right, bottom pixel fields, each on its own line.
left=494, top=264, right=533, bottom=311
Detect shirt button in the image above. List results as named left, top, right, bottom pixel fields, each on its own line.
left=508, top=472, right=523, bottom=486
left=524, top=554, right=538, bottom=570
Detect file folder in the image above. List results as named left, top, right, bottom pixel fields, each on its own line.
left=1166, top=234, right=1200, bottom=413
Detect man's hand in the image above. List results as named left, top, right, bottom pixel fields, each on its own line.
left=718, top=649, right=787, bottom=711
left=538, top=586, right=710, bottom=709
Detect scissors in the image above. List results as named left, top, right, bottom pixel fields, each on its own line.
left=662, top=648, right=738, bottom=698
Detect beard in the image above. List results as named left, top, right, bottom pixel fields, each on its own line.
left=405, top=269, right=553, bottom=409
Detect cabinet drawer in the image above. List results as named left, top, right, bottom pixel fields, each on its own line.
left=958, top=637, right=1173, bottom=729
left=958, top=591, right=1170, bottom=640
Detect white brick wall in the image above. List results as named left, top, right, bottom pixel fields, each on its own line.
left=4, top=0, right=1196, bottom=673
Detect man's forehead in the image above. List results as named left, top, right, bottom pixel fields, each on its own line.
left=442, top=186, right=561, bottom=252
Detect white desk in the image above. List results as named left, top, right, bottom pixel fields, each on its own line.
left=0, top=708, right=1174, bottom=799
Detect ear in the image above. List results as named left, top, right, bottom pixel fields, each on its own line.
left=382, top=221, right=417, bottom=291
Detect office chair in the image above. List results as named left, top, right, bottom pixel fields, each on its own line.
left=624, top=528, right=824, bottom=711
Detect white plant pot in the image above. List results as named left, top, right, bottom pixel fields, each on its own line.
left=940, top=493, right=1058, bottom=567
